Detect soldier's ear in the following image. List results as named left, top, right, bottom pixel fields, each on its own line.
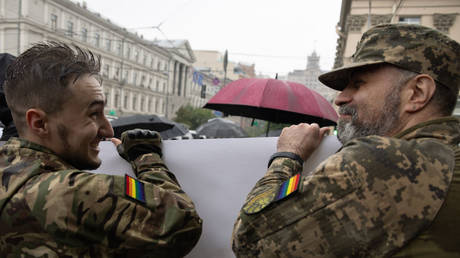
left=401, top=74, right=436, bottom=113
left=25, top=108, right=49, bottom=137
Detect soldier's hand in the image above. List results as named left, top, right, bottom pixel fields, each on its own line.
left=116, top=129, right=163, bottom=161
left=277, top=123, right=329, bottom=161
left=111, top=137, right=121, bottom=146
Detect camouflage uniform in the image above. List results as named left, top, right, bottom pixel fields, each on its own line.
left=0, top=137, right=202, bottom=257
left=232, top=117, right=460, bottom=257
left=233, top=24, right=460, bottom=257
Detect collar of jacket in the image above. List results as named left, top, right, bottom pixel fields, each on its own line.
left=394, top=116, right=460, bottom=145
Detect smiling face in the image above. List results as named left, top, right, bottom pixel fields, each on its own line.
left=46, top=74, right=114, bottom=170
left=334, top=65, right=405, bottom=144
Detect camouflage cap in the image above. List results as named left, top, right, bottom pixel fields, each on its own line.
left=319, top=23, right=460, bottom=92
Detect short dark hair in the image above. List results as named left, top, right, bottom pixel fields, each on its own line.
left=394, top=66, right=457, bottom=116
left=432, top=82, right=457, bottom=116
left=4, top=41, right=101, bottom=134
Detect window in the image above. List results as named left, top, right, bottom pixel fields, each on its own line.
left=141, top=75, right=146, bottom=87
left=103, top=64, right=109, bottom=78
left=114, top=93, right=119, bottom=108
left=134, top=50, right=139, bottom=62
left=126, top=46, right=131, bottom=58
left=104, top=91, right=110, bottom=106
left=133, top=72, right=137, bottom=85
left=124, top=95, right=128, bottom=109
left=399, top=17, right=421, bottom=25
left=148, top=99, right=152, bottom=112
left=95, top=33, right=100, bottom=47
left=50, top=14, right=58, bottom=31
left=106, top=39, right=111, bottom=51
left=115, top=67, right=120, bottom=80
left=81, top=28, right=88, bottom=42
left=132, top=96, right=137, bottom=110
left=141, top=97, right=145, bottom=111
left=117, top=42, right=122, bottom=55
left=156, top=81, right=159, bottom=91
left=157, top=61, right=161, bottom=70
left=163, top=82, right=166, bottom=93
left=143, top=55, right=147, bottom=65
left=66, top=21, right=74, bottom=37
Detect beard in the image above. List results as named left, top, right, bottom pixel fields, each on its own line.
left=336, top=87, right=401, bottom=144
left=57, top=124, right=101, bottom=170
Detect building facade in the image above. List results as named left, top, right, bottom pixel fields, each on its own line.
left=193, top=50, right=256, bottom=83
left=334, top=0, right=460, bottom=116
left=287, top=51, right=338, bottom=102
left=0, top=0, right=201, bottom=119
left=155, top=39, right=200, bottom=118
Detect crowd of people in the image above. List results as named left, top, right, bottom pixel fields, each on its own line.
left=0, top=23, right=459, bottom=257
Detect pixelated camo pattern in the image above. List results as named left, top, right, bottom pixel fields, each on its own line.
left=0, top=138, right=202, bottom=257
left=232, top=117, right=460, bottom=257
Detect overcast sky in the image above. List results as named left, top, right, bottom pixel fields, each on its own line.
left=83, top=0, right=342, bottom=77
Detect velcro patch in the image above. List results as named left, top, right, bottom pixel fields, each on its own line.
left=275, top=173, right=301, bottom=201
left=243, top=174, right=301, bottom=215
left=125, top=174, right=145, bottom=203
left=243, top=188, right=277, bottom=214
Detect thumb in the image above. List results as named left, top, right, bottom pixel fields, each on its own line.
left=111, top=137, right=122, bottom=146
left=319, top=127, right=330, bottom=141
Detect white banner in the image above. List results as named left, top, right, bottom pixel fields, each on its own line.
left=93, top=136, right=341, bottom=258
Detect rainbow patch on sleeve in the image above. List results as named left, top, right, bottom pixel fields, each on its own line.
left=125, top=174, right=145, bottom=203
left=275, top=173, right=300, bottom=201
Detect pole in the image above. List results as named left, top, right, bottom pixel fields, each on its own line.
left=265, top=121, right=270, bottom=137
left=165, top=59, right=171, bottom=118
left=367, top=0, right=371, bottom=29
left=17, top=0, right=22, bottom=55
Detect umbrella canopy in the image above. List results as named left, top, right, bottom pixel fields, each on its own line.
left=160, top=121, right=189, bottom=139
left=203, top=78, right=338, bottom=126
left=196, top=118, right=248, bottom=139
left=111, top=114, right=174, bottom=138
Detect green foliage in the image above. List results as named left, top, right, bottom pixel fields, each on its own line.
left=244, top=120, right=292, bottom=137
left=265, top=122, right=291, bottom=131
left=173, top=104, right=216, bottom=130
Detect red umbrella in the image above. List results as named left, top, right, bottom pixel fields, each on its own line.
left=203, top=78, right=338, bottom=126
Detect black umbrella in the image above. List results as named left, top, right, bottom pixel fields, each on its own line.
left=160, top=121, right=189, bottom=139
left=196, top=118, right=248, bottom=139
left=111, top=114, right=174, bottom=138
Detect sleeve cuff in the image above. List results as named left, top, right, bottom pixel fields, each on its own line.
left=267, top=152, right=304, bottom=168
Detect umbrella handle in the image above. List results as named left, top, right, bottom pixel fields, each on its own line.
left=265, top=121, right=270, bottom=137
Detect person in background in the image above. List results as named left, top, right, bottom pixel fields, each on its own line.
left=0, top=53, right=18, bottom=140
left=0, top=41, right=202, bottom=257
left=232, top=23, right=460, bottom=257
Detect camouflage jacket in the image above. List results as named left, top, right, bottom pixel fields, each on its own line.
left=0, top=138, right=202, bottom=257
left=232, top=117, right=460, bottom=257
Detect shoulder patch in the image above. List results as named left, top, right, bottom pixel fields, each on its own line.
left=243, top=173, right=301, bottom=215
left=275, top=173, right=301, bottom=201
left=243, top=188, right=277, bottom=214
left=125, top=174, right=145, bottom=203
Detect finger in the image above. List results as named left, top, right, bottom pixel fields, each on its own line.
left=310, top=123, right=319, bottom=130
left=319, top=127, right=330, bottom=140
left=320, top=127, right=330, bottom=135
left=111, top=137, right=122, bottom=146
